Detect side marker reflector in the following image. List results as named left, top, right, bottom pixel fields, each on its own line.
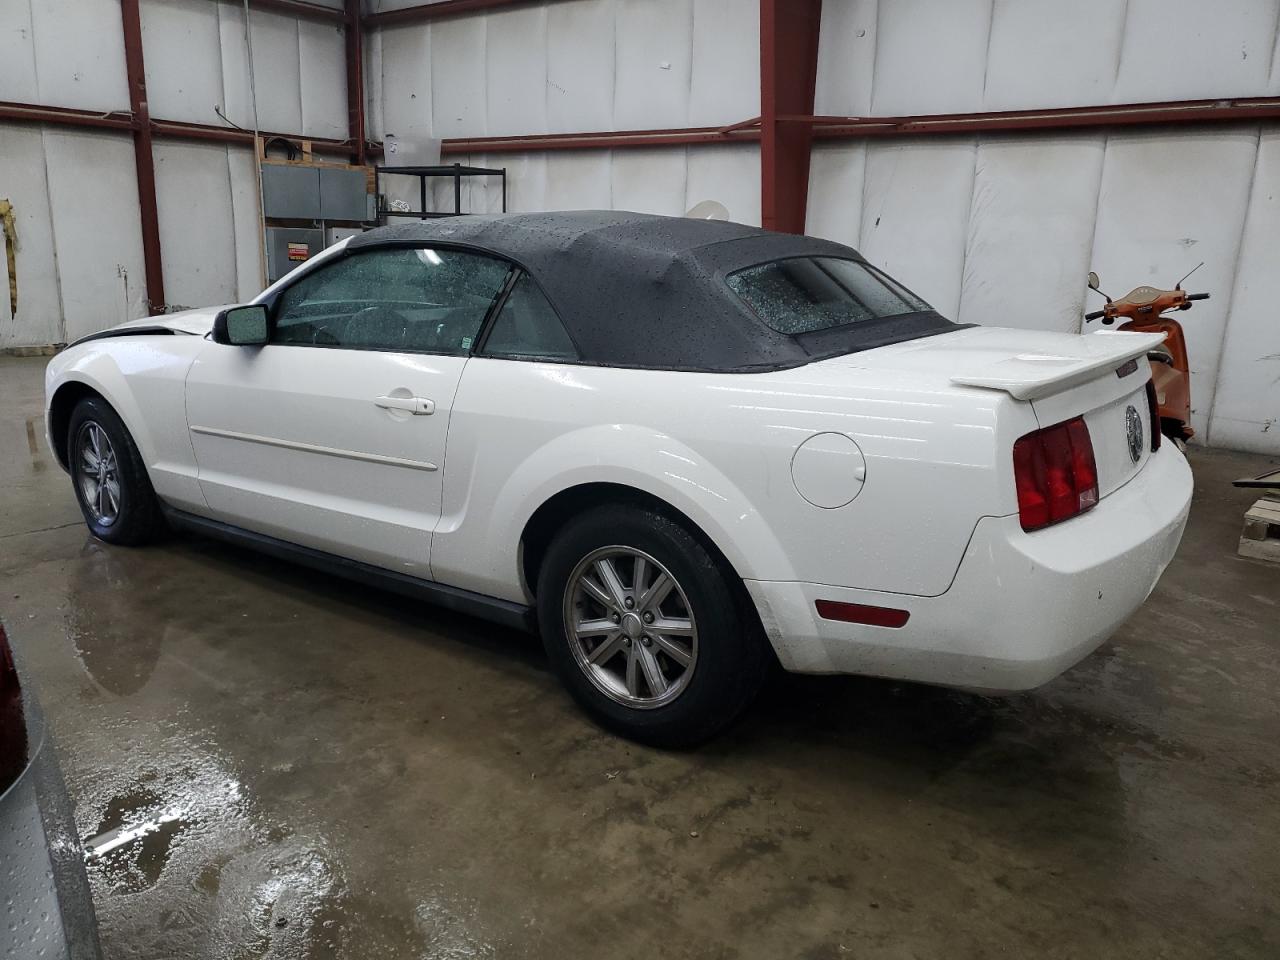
left=815, top=599, right=910, bottom=628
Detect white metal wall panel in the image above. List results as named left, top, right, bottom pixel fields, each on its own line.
left=869, top=0, right=992, bottom=116
left=684, top=146, right=761, bottom=226
left=0, top=0, right=40, bottom=104
left=139, top=0, right=225, bottom=126
left=688, top=0, right=758, bottom=126
left=858, top=139, right=977, bottom=319
left=817, top=0, right=1280, bottom=117
left=299, top=19, right=348, bottom=139
left=1088, top=130, right=1257, bottom=438
left=1271, top=21, right=1280, bottom=94
left=0, top=126, right=64, bottom=348
left=41, top=129, right=147, bottom=340
left=958, top=135, right=1105, bottom=333
left=486, top=6, right=549, bottom=136
left=546, top=0, right=617, bottom=133
left=544, top=151, right=614, bottom=210
left=610, top=148, right=689, bottom=216
left=806, top=143, right=866, bottom=251
left=813, top=0, right=877, bottom=117
left=487, top=153, right=546, bottom=213
left=982, top=0, right=1125, bottom=112
left=430, top=17, right=487, bottom=139
left=613, top=0, right=693, bottom=130
left=227, top=147, right=266, bottom=302
left=1208, top=131, right=1280, bottom=452
left=153, top=141, right=239, bottom=311
left=29, top=0, right=129, bottom=112
left=218, top=6, right=304, bottom=135
left=1114, top=0, right=1280, bottom=104
left=378, top=25, right=432, bottom=142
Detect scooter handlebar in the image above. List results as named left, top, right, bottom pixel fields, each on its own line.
left=1186, top=292, right=1210, bottom=301
left=1084, top=309, right=1106, bottom=321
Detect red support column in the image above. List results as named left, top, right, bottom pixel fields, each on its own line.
left=120, top=0, right=166, bottom=314
left=759, top=0, right=822, bottom=234
left=345, top=0, right=366, bottom=166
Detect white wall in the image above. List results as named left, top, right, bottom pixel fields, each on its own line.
left=2, top=0, right=1278, bottom=453
left=802, top=0, right=1280, bottom=451
left=0, top=0, right=348, bottom=347
left=368, top=0, right=1280, bottom=453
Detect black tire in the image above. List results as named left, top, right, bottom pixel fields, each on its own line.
left=66, top=396, right=166, bottom=546
left=536, top=504, right=769, bottom=747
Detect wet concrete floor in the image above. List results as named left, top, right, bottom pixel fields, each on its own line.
left=2, top=354, right=1279, bottom=958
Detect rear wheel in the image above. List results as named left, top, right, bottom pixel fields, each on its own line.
left=67, top=397, right=166, bottom=545
left=536, top=504, right=768, bottom=747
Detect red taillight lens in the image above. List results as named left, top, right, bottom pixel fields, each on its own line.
left=1145, top=380, right=1162, bottom=452
left=1012, top=416, right=1099, bottom=532
left=0, top=622, right=27, bottom=792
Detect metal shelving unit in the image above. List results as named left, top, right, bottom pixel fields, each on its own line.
left=374, top=163, right=507, bottom=223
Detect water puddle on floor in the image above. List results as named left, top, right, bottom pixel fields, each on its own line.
left=82, top=786, right=191, bottom=893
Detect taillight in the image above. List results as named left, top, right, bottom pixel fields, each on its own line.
left=0, top=622, right=27, bottom=792
left=1012, top=416, right=1099, bottom=532
left=1145, top=380, right=1162, bottom=452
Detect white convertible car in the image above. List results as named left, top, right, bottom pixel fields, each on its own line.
left=45, top=212, right=1192, bottom=744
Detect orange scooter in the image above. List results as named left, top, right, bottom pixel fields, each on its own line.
left=1084, top=266, right=1210, bottom=445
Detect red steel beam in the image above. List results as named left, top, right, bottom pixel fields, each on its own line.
left=363, top=0, right=543, bottom=28
left=0, top=101, right=378, bottom=157
left=345, top=0, right=366, bottom=165
left=440, top=96, right=1280, bottom=156
left=120, top=0, right=166, bottom=315
left=804, top=97, right=1280, bottom=138
left=442, top=125, right=761, bottom=154
left=0, top=101, right=134, bottom=132
left=246, top=0, right=347, bottom=23
left=759, top=0, right=822, bottom=234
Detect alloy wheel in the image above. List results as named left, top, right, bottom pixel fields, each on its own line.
left=562, top=546, right=698, bottom=709
left=75, top=421, right=121, bottom=527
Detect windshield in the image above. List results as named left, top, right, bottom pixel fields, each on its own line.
left=725, top=257, right=933, bottom=336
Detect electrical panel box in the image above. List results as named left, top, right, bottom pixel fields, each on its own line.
left=266, top=227, right=323, bottom=284
left=261, top=165, right=321, bottom=220
left=325, top=226, right=364, bottom=248
left=319, top=168, right=369, bottom=222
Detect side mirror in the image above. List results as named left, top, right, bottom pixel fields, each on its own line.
left=212, top=305, right=269, bottom=346
left=1087, top=271, right=1101, bottom=291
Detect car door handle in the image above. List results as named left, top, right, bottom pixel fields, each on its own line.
left=374, top=395, right=435, bottom=416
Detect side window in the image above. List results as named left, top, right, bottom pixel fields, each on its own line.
left=272, top=248, right=511, bottom=354
left=480, top=273, right=578, bottom=361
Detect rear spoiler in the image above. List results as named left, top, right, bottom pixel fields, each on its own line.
left=950, top=331, right=1166, bottom=401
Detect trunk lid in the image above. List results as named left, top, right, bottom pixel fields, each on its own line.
left=836, top=325, right=1165, bottom=499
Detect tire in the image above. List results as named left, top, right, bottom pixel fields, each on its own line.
left=66, top=396, right=166, bottom=546
left=536, top=504, right=769, bottom=747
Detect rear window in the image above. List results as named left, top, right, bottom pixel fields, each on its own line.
left=725, top=257, right=933, bottom=335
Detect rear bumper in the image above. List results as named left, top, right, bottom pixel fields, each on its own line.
left=746, top=444, right=1193, bottom=692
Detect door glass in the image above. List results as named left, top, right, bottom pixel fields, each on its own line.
left=480, top=273, right=579, bottom=361
left=272, top=248, right=512, bottom=354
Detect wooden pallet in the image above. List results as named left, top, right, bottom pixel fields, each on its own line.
left=1239, top=495, right=1280, bottom=563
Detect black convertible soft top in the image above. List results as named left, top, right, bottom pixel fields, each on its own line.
left=347, top=211, right=960, bottom=373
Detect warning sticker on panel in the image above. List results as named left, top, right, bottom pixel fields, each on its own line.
left=287, top=242, right=310, bottom=262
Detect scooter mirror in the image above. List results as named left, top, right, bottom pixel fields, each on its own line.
left=1087, top=271, right=1101, bottom=291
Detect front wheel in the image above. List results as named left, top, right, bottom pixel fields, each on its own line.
left=536, top=504, right=769, bottom=747
left=67, top=397, right=166, bottom=545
